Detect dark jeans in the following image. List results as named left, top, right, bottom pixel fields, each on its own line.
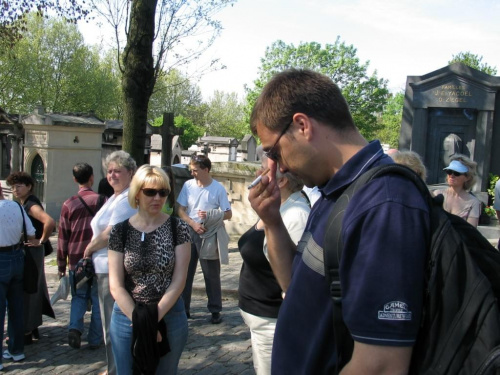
left=182, top=229, right=222, bottom=314
left=69, top=271, right=103, bottom=346
left=0, top=249, right=25, bottom=361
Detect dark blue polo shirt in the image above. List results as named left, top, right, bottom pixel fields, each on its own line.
left=271, top=141, right=430, bottom=374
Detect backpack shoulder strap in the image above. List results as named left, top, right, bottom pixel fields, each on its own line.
left=324, top=163, right=430, bottom=291
left=323, top=163, right=430, bottom=371
left=77, top=194, right=96, bottom=217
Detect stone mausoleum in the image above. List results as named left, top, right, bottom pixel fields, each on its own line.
left=400, top=62, right=500, bottom=191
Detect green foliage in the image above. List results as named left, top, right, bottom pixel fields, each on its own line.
left=153, top=114, right=205, bottom=149
left=205, top=91, right=248, bottom=140
left=449, top=52, right=498, bottom=75
left=175, top=115, right=205, bottom=149
left=0, top=14, right=121, bottom=118
left=245, top=38, right=389, bottom=140
left=487, top=173, right=500, bottom=211
left=0, top=0, right=90, bottom=47
left=148, top=69, right=204, bottom=122
left=375, top=92, right=404, bottom=148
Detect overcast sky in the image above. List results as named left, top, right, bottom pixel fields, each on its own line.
left=80, top=0, right=500, bottom=100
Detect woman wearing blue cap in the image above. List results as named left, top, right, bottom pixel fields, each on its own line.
left=433, top=154, right=481, bottom=227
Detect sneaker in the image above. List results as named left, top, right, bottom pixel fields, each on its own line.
left=3, top=350, right=25, bottom=362
left=210, top=312, right=222, bottom=324
left=68, top=329, right=81, bottom=349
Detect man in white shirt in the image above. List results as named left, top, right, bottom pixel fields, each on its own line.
left=177, top=155, right=232, bottom=324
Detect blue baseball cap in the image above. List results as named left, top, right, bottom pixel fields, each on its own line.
left=443, top=160, right=468, bottom=173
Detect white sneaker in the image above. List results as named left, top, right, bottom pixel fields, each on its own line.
left=2, top=350, right=25, bottom=362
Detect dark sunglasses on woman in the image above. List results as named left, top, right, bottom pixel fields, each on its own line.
left=445, top=170, right=464, bottom=177
left=141, top=188, right=169, bottom=197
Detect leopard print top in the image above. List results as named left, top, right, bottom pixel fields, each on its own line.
left=109, top=217, right=190, bottom=304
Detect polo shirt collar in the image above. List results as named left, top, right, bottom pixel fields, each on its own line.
left=321, top=140, right=390, bottom=198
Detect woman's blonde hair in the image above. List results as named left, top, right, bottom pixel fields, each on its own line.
left=128, top=165, right=170, bottom=209
left=450, top=154, right=477, bottom=191
left=391, top=151, right=427, bottom=181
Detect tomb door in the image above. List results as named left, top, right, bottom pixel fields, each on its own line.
left=426, top=108, right=476, bottom=184
left=31, top=154, right=45, bottom=200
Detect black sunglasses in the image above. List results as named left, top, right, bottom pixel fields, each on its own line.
left=141, top=188, right=169, bottom=197
left=263, top=120, right=293, bottom=162
left=445, top=170, right=464, bottom=177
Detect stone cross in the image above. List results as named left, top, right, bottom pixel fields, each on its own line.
left=160, top=112, right=184, bottom=167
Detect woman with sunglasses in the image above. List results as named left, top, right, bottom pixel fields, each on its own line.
left=108, top=165, right=190, bottom=375
left=83, top=150, right=138, bottom=375
left=433, top=154, right=481, bottom=227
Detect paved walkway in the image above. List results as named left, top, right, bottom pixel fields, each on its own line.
left=3, top=240, right=253, bottom=375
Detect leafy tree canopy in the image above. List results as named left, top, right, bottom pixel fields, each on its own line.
left=149, top=69, right=204, bottom=123
left=0, top=13, right=121, bottom=119
left=449, top=52, right=497, bottom=75
left=245, top=38, right=389, bottom=140
left=205, top=91, right=247, bottom=140
left=375, top=92, right=404, bottom=148
left=0, top=0, right=90, bottom=47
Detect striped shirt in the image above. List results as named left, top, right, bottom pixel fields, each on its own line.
left=57, top=188, right=105, bottom=273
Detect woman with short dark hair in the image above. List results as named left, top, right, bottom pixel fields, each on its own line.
left=6, top=171, right=56, bottom=345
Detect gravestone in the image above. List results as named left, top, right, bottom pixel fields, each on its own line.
left=160, top=112, right=183, bottom=167
left=400, top=63, right=500, bottom=191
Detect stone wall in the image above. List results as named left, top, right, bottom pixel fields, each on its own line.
left=209, top=161, right=261, bottom=238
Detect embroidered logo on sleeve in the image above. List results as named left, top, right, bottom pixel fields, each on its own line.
left=378, top=301, right=412, bottom=321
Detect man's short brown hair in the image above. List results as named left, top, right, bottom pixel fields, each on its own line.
left=250, top=69, right=355, bottom=135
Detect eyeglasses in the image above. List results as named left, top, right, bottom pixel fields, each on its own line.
left=141, top=188, right=169, bottom=197
left=263, top=120, right=293, bottom=162
left=445, top=170, right=465, bottom=177
left=11, top=184, right=26, bottom=190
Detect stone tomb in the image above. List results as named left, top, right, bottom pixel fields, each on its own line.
left=400, top=63, right=500, bottom=191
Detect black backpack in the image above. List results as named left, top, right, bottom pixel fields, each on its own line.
left=324, top=164, right=500, bottom=375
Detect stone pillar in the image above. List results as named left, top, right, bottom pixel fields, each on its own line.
left=7, top=134, right=20, bottom=173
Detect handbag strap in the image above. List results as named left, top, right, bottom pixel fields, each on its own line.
left=15, top=201, right=28, bottom=243
left=77, top=194, right=96, bottom=217
left=171, top=216, right=177, bottom=247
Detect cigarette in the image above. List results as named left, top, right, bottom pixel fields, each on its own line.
left=248, top=168, right=270, bottom=189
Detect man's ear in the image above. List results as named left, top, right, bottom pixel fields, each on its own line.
left=293, top=113, right=313, bottom=141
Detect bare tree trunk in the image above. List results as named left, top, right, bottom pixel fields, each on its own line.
left=121, top=0, right=158, bottom=165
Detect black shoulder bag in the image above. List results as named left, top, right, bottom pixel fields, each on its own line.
left=16, top=202, right=39, bottom=294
